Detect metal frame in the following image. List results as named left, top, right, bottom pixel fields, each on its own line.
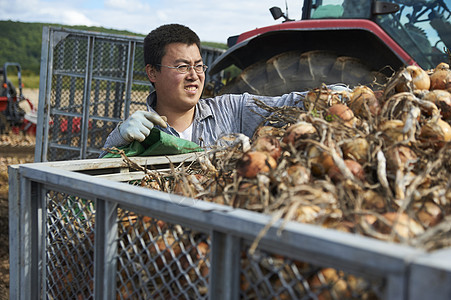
left=9, top=155, right=451, bottom=299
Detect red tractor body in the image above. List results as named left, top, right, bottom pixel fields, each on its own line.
left=210, top=0, right=450, bottom=95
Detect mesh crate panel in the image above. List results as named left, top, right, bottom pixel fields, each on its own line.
left=45, top=191, right=96, bottom=299
left=92, top=39, right=129, bottom=79
left=240, top=247, right=384, bottom=300
left=55, top=36, right=89, bottom=75
left=133, top=45, right=147, bottom=82
left=51, top=75, right=85, bottom=114
left=89, top=79, right=124, bottom=118
left=49, top=114, right=82, bottom=146
left=116, top=210, right=210, bottom=299
left=129, top=84, right=151, bottom=115
left=87, top=119, right=117, bottom=150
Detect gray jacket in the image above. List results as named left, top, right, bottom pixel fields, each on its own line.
left=100, top=90, right=308, bottom=157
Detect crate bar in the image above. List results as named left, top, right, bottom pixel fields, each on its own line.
left=8, top=165, right=21, bottom=299
left=35, top=26, right=53, bottom=162
left=209, top=231, right=241, bottom=299
left=81, top=35, right=95, bottom=159
left=409, top=248, right=451, bottom=299
left=36, top=153, right=197, bottom=172
left=94, top=199, right=118, bottom=299
left=8, top=165, right=42, bottom=300
left=17, top=164, right=423, bottom=277
left=122, top=40, right=135, bottom=119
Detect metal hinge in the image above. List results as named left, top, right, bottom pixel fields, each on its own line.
left=373, top=1, right=400, bottom=15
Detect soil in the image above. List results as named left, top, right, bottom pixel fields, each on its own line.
left=0, top=88, right=38, bottom=299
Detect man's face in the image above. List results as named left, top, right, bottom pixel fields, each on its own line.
left=148, top=43, right=205, bottom=113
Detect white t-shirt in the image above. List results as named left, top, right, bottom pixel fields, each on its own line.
left=177, top=123, right=193, bottom=141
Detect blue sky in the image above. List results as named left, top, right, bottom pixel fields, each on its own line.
left=0, top=0, right=303, bottom=43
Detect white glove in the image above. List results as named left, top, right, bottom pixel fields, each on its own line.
left=119, top=111, right=167, bottom=142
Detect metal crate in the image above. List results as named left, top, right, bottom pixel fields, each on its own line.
left=35, top=27, right=225, bottom=162
left=9, top=154, right=451, bottom=299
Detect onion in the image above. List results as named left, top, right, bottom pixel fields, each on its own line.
left=341, top=138, right=369, bottom=164
left=253, top=136, right=282, bottom=160
left=236, top=151, right=277, bottom=178
left=349, top=85, right=380, bottom=117
left=378, top=120, right=406, bottom=143
left=385, top=145, right=417, bottom=171
left=430, top=62, right=451, bottom=91
left=415, top=201, right=443, bottom=227
left=286, top=164, right=311, bottom=185
left=305, top=87, right=341, bottom=110
left=362, top=190, right=385, bottom=211
left=374, top=212, right=424, bottom=240
left=325, top=104, right=355, bottom=126
left=253, top=125, right=285, bottom=139
left=422, top=90, right=451, bottom=120
left=312, top=151, right=335, bottom=172
left=419, top=117, right=451, bottom=147
left=396, top=65, right=431, bottom=92
left=282, top=121, right=317, bottom=146
left=328, top=159, right=365, bottom=182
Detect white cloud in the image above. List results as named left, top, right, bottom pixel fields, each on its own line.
left=104, top=0, right=151, bottom=13
left=0, top=0, right=303, bottom=43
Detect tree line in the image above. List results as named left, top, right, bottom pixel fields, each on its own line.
left=0, top=20, right=226, bottom=76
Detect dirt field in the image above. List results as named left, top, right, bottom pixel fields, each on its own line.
left=0, top=88, right=39, bottom=299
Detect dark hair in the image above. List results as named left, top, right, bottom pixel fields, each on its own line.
left=144, top=24, right=201, bottom=71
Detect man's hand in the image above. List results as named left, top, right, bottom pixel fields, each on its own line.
left=119, top=111, right=167, bottom=142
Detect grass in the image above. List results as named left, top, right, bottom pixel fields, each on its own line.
left=6, top=74, right=40, bottom=89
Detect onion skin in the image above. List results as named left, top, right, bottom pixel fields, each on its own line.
left=253, top=125, right=285, bottom=139
left=253, top=136, right=282, bottom=160
left=342, top=138, right=369, bottom=164
left=286, top=164, right=311, bottom=185
left=349, top=86, right=380, bottom=117
left=416, top=201, right=443, bottom=227
left=396, top=65, right=431, bottom=92
left=430, top=62, right=451, bottom=91
left=419, top=117, right=451, bottom=148
left=385, top=145, right=417, bottom=171
left=282, top=121, right=317, bottom=146
left=310, top=151, right=335, bottom=175
left=328, top=159, right=365, bottom=182
left=374, top=212, right=424, bottom=240
left=305, top=88, right=342, bottom=110
left=378, top=120, right=406, bottom=143
left=236, top=151, right=277, bottom=178
left=325, top=104, right=355, bottom=126
left=423, top=90, right=451, bottom=120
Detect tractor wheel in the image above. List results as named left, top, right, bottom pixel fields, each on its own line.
left=219, top=50, right=386, bottom=96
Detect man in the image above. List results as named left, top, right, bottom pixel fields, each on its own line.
left=100, top=24, right=312, bottom=157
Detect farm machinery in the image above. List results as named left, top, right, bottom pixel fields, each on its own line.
left=209, top=0, right=451, bottom=95
left=0, top=62, right=36, bottom=134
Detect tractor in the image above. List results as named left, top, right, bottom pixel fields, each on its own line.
left=209, top=0, right=451, bottom=96
left=0, top=62, right=36, bottom=134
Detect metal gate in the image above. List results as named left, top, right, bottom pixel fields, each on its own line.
left=35, top=27, right=225, bottom=162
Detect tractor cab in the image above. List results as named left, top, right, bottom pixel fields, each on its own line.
left=301, top=0, right=451, bottom=69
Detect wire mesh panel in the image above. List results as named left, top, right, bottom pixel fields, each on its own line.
left=36, top=27, right=225, bottom=162
left=8, top=157, right=451, bottom=299
left=116, top=210, right=210, bottom=299
left=240, top=246, right=384, bottom=299
left=45, top=191, right=96, bottom=299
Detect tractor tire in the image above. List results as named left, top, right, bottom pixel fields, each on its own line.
left=219, top=50, right=386, bottom=96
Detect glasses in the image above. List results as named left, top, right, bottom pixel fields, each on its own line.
left=157, top=64, right=208, bottom=74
